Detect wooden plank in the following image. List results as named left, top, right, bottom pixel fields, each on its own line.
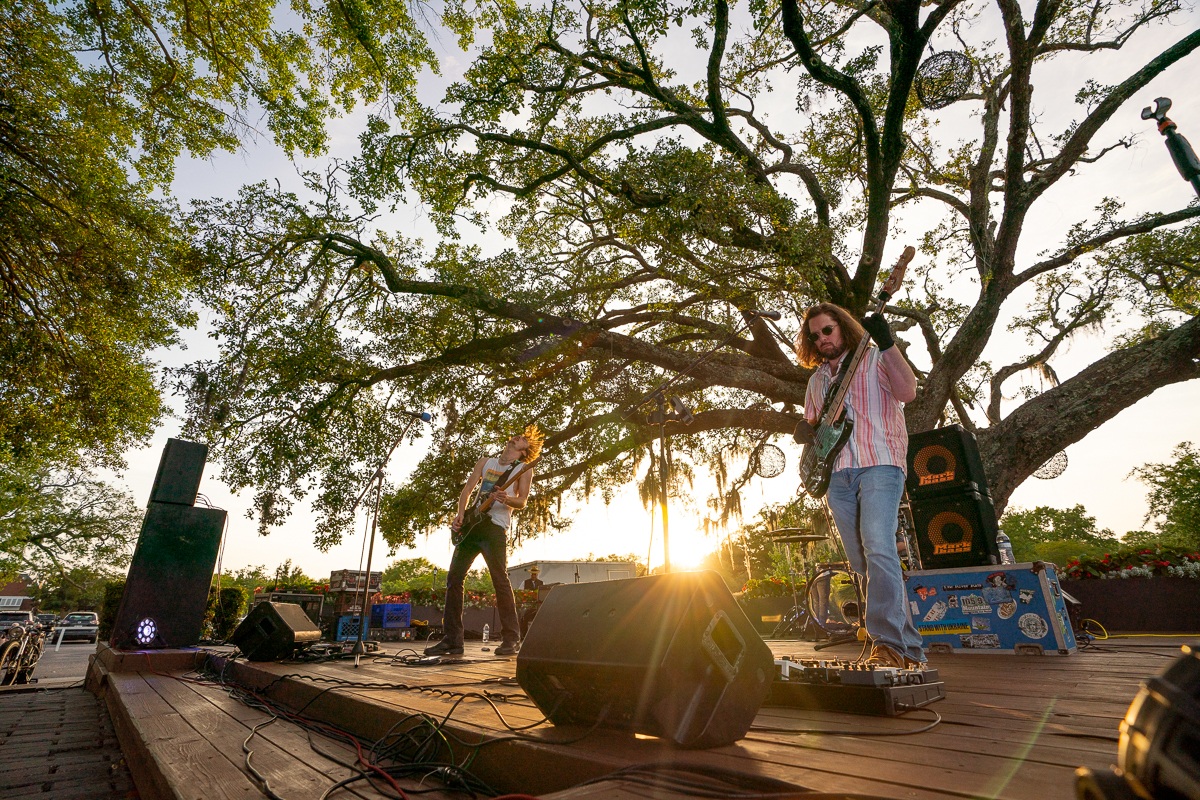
left=142, top=671, right=350, bottom=800
left=103, top=672, right=261, bottom=800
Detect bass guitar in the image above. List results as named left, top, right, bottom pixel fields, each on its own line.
left=452, top=459, right=537, bottom=546
left=798, top=245, right=914, bottom=498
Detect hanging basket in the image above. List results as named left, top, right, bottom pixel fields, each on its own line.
left=916, top=51, right=974, bottom=110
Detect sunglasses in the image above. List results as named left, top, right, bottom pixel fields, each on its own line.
left=807, top=323, right=838, bottom=343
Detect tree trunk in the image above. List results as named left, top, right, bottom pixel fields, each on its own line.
left=979, top=314, right=1200, bottom=511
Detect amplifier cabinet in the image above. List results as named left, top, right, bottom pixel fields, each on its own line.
left=910, top=489, right=1002, bottom=570
left=904, top=563, right=1077, bottom=655
left=906, top=424, right=990, bottom=498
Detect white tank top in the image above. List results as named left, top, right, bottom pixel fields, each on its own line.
left=479, top=457, right=519, bottom=529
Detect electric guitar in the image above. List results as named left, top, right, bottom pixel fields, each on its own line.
left=451, top=458, right=537, bottom=546
left=798, top=246, right=915, bottom=498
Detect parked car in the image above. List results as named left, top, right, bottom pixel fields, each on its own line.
left=53, top=612, right=99, bottom=643
left=36, top=614, right=57, bottom=633
left=0, top=610, right=37, bottom=631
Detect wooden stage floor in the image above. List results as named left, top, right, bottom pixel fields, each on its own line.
left=86, top=636, right=1196, bottom=800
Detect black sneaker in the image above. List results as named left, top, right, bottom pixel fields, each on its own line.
left=493, top=641, right=520, bottom=656
left=424, top=639, right=464, bottom=656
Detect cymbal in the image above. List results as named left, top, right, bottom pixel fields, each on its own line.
left=766, top=528, right=829, bottom=544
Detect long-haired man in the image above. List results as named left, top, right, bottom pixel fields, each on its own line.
left=795, top=303, right=924, bottom=668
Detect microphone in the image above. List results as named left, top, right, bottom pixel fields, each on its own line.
left=401, top=410, right=434, bottom=422
left=747, top=310, right=782, bottom=320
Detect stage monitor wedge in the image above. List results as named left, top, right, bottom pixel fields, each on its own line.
left=907, top=425, right=991, bottom=499
left=231, top=602, right=321, bottom=661
left=109, top=502, right=226, bottom=649
left=149, top=438, right=209, bottom=506
left=911, top=489, right=1001, bottom=570
left=516, top=570, right=774, bottom=749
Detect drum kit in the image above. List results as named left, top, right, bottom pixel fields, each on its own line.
left=765, top=495, right=922, bottom=644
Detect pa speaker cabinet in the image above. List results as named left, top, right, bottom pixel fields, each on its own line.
left=907, top=425, right=990, bottom=498
left=516, top=570, right=774, bottom=749
left=911, top=489, right=1002, bottom=570
left=149, top=438, right=209, bottom=506
left=109, top=503, right=226, bottom=649
left=231, top=602, right=322, bottom=661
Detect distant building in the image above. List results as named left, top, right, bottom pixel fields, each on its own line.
left=507, top=561, right=636, bottom=589
left=0, top=574, right=33, bottom=611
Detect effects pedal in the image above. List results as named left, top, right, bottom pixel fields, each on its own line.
left=765, top=657, right=946, bottom=716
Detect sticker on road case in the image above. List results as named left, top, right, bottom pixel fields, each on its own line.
left=920, top=621, right=970, bottom=635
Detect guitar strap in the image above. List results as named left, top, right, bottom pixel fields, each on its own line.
left=480, top=460, right=520, bottom=500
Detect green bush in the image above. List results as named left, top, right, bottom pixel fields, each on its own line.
left=98, top=580, right=125, bottom=641
left=212, top=587, right=246, bottom=641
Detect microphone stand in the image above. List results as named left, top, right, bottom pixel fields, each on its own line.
left=621, top=314, right=768, bottom=573
left=350, top=413, right=425, bottom=664
left=1143, top=97, right=1200, bottom=198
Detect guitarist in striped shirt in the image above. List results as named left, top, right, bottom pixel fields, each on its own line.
left=425, top=425, right=544, bottom=657
left=794, top=303, right=925, bottom=669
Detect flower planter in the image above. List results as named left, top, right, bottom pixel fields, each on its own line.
left=1062, top=578, right=1200, bottom=633
left=740, top=596, right=802, bottom=636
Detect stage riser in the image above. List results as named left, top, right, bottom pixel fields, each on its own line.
left=211, top=654, right=663, bottom=797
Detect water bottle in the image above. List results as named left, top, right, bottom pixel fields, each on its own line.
left=482, top=624, right=490, bottom=643
left=996, top=532, right=1016, bottom=565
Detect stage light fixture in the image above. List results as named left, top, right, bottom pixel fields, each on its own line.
left=135, top=617, right=158, bottom=647
left=1076, top=645, right=1200, bottom=800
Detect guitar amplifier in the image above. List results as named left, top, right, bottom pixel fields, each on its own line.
left=904, top=563, right=1077, bottom=655
left=910, top=489, right=1001, bottom=569
left=906, top=425, right=990, bottom=498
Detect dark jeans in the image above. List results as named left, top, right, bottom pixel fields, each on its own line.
left=442, top=519, right=521, bottom=644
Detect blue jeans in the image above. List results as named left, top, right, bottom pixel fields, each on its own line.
left=825, top=466, right=924, bottom=662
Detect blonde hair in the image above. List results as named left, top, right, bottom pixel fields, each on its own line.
left=793, top=303, right=866, bottom=368
left=519, top=424, right=545, bottom=461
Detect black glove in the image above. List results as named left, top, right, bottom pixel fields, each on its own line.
left=861, top=313, right=894, bottom=352
left=793, top=419, right=815, bottom=445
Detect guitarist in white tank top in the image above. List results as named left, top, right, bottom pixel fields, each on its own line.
left=425, top=425, right=543, bottom=657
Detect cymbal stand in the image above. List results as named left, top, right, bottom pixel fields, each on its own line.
left=813, top=495, right=867, bottom=652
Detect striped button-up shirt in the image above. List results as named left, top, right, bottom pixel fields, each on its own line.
left=804, top=345, right=909, bottom=473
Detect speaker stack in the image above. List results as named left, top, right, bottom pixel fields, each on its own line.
left=906, top=425, right=1001, bottom=569
left=516, top=570, right=774, bottom=749
left=109, top=439, right=228, bottom=650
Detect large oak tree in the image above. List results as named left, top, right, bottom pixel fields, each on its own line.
left=178, top=0, right=1200, bottom=550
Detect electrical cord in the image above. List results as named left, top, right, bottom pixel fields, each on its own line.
left=244, top=717, right=288, bottom=800
left=194, top=654, right=597, bottom=799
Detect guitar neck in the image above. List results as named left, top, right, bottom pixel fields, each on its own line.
left=813, top=246, right=913, bottom=428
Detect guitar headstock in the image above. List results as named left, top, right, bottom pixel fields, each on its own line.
left=878, top=245, right=915, bottom=302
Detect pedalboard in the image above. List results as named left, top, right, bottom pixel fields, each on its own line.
left=765, top=657, right=946, bottom=716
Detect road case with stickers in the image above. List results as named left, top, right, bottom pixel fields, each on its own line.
left=904, top=563, right=1076, bottom=655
